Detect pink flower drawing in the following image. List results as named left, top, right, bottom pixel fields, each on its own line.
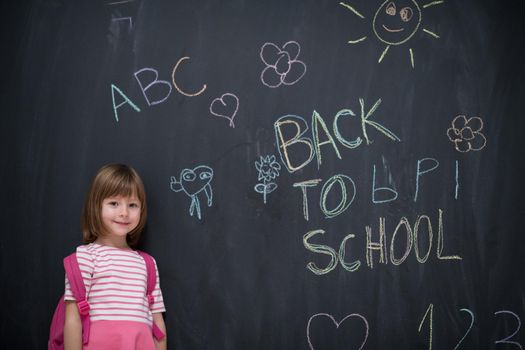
left=260, top=41, right=307, bottom=88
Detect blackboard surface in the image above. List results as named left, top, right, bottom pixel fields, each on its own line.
left=2, top=0, right=525, bottom=349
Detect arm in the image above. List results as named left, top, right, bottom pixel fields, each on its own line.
left=64, top=301, right=82, bottom=350
left=153, top=313, right=167, bottom=350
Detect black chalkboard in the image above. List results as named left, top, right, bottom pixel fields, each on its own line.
left=2, top=0, right=525, bottom=349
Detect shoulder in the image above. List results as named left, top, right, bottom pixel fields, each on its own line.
left=74, top=243, right=98, bottom=253
left=138, top=250, right=160, bottom=268
left=73, top=243, right=99, bottom=263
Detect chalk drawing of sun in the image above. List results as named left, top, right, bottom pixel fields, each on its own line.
left=340, top=0, right=443, bottom=68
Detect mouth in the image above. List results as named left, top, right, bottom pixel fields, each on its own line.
left=114, top=221, right=130, bottom=226
left=382, top=24, right=404, bottom=33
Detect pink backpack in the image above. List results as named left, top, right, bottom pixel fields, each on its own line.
left=48, top=251, right=165, bottom=349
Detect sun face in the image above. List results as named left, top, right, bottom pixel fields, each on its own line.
left=373, top=0, right=421, bottom=45
left=340, top=0, right=443, bottom=68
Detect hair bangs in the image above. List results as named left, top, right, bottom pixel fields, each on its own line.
left=103, top=171, right=141, bottom=200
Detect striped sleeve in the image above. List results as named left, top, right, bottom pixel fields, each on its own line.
left=64, top=245, right=94, bottom=301
left=151, top=257, right=166, bottom=313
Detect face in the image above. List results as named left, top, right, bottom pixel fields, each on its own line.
left=373, top=0, right=422, bottom=45
left=179, top=165, right=213, bottom=196
left=101, top=195, right=141, bottom=240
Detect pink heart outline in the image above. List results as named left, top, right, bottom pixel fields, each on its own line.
left=306, top=313, right=369, bottom=350
left=209, top=93, right=239, bottom=128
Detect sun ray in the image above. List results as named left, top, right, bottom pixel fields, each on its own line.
left=378, top=45, right=390, bottom=63
left=339, top=2, right=365, bottom=19
left=423, top=28, right=440, bottom=39
left=423, top=1, right=444, bottom=8
left=409, top=48, right=415, bottom=68
left=348, top=36, right=367, bottom=44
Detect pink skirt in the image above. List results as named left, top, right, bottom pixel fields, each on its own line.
left=84, top=321, right=156, bottom=350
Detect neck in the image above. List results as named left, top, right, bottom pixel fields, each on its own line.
left=94, top=236, right=130, bottom=249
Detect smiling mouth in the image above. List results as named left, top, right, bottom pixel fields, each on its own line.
left=382, top=24, right=404, bottom=33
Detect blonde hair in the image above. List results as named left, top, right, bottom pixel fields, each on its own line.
left=81, top=164, right=147, bottom=248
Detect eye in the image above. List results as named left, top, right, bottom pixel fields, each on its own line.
left=108, top=201, right=118, bottom=207
left=399, top=7, right=413, bottom=22
left=386, top=2, right=396, bottom=16
left=182, top=170, right=196, bottom=181
left=129, top=203, right=140, bottom=208
left=200, top=172, right=212, bottom=180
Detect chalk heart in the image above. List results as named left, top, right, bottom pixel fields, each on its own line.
left=209, top=93, right=239, bottom=128
left=179, top=166, right=213, bottom=197
left=307, top=313, right=369, bottom=350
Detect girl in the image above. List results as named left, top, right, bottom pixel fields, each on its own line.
left=63, top=164, right=167, bottom=350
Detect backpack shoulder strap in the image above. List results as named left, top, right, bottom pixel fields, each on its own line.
left=64, top=253, right=86, bottom=301
left=63, top=252, right=90, bottom=345
left=137, top=250, right=166, bottom=341
left=138, top=251, right=156, bottom=295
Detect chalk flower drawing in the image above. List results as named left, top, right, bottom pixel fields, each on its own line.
left=254, top=155, right=281, bottom=203
left=170, top=165, right=213, bottom=220
left=447, top=115, right=487, bottom=152
left=260, top=41, right=307, bottom=88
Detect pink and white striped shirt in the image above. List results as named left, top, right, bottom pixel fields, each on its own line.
left=64, top=243, right=166, bottom=326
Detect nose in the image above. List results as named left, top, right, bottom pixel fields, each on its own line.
left=119, top=205, right=129, bottom=217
